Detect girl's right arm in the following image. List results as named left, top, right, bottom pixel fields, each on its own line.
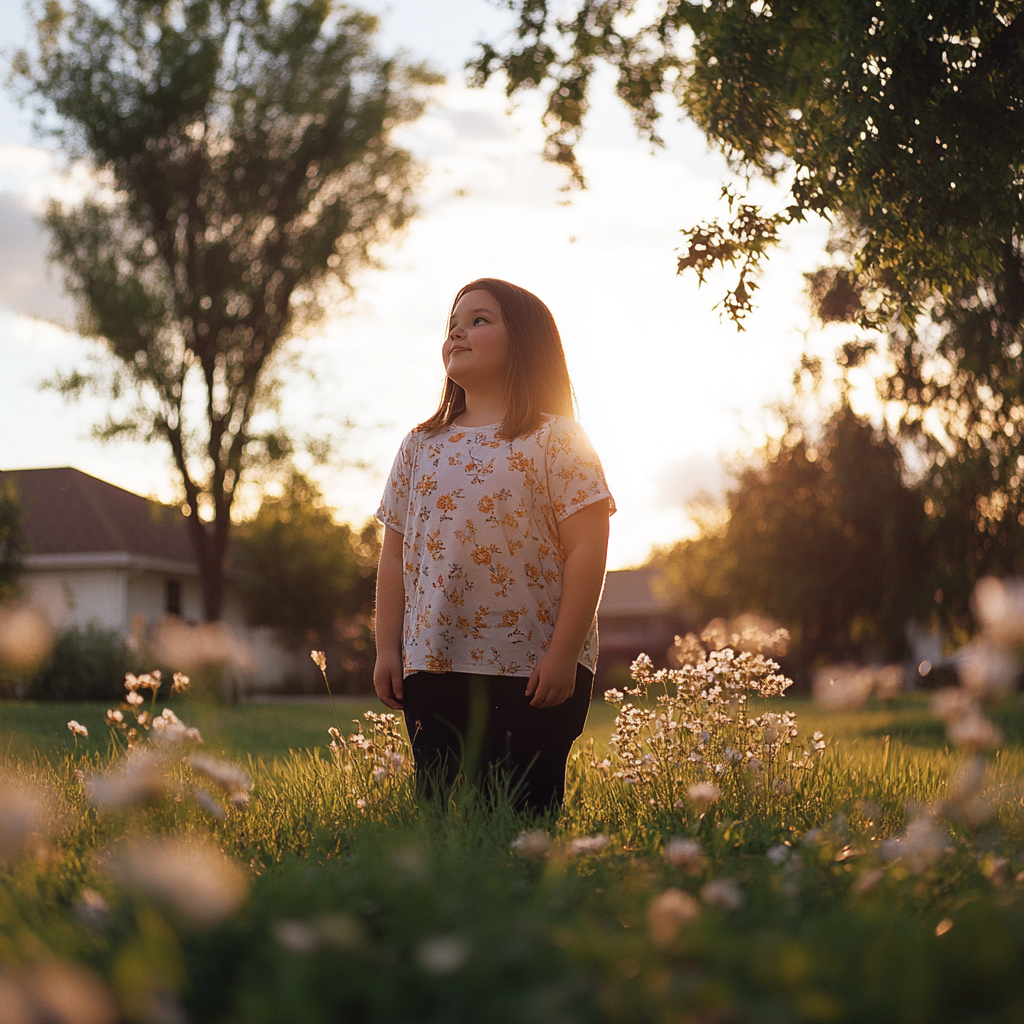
left=373, top=526, right=406, bottom=709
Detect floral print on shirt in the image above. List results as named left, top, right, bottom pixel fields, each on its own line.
left=377, top=416, right=615, bottom=678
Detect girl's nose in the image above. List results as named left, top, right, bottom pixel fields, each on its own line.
left=449, top=325, right=466, bottom=340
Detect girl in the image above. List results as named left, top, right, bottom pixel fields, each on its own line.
left=374, top=278, right=614, bottom=813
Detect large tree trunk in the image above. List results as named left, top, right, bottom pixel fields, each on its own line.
left=186, top=508, right=229, bottom=622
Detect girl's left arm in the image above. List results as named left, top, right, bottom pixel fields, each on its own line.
left=525, top=498, right=611, bottom=708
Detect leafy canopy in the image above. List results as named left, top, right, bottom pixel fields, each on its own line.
left=652, top=400, right=926, bottom=674
left=472, top=0, right=1024, bottom=325
left=13, top=0, right=440, bottom=617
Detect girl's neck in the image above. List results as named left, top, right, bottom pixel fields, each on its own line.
left=457, top=389, right=503, bottom=428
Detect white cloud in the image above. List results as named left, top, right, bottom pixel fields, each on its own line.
left=0, top=190, right=76, bottom=327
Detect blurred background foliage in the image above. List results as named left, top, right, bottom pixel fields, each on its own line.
left=15, top=625, right=135, bottom=702
left=651, top=397, right=927, bottom=681
left=232, top=472, right=380, bottom=692
left=0, top=479, right=25, bottom=602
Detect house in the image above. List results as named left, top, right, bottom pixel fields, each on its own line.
left=1, top=467, right=300, bottom=689
left=596, top=566, right=690, bottom=686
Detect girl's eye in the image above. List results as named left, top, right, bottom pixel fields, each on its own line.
left=473, top=317, right=489, bottom=325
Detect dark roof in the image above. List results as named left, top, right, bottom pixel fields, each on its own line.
left=599, top=567, right=676, bottom=618
left=1, top=467, right=196, bottom=562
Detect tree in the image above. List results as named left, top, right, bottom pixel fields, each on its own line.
left=231, top=473, right=379, bottom=688
left=13, top=0, right=440, bottom=619
left=472, top=0, right=1024, bottom=325
left=652, top=400, right=926, bottom=677
left=0, top=479, right=26, bottom=602
left=815, top=243, right=1024, bottom=637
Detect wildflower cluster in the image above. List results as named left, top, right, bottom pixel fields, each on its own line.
left=311, top=650, right=413, bottom=810
left=328, top=711, right=412, bottom=809
left=596, top=624, right=823, bottom=808
left=958, top=576, right=1024, bottom=699
left=102, top=671, right=198, bottom=749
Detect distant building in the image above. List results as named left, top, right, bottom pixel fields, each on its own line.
left=1, top=467, right=299, bottom=689
left=597, top=567, right=689, bottom=686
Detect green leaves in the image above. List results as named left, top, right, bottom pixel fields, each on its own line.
left=16, top=0, right=440, bottom=618
left=474, top=0, right=1024, bottom=324
left=0, top=480, right=26, bottom=603
left=231, top=472, right=380, bottom=664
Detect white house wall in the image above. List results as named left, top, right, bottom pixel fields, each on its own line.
left=23, top=568, right=130, bottom=633
left=126, top=570, right=203, bottom=627
left=21, top=563, right=305, bottom=691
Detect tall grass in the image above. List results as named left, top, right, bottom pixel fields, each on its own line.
left=2, top=690, right=1024, bottom=1023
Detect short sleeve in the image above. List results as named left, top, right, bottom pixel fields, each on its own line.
left=376, top=432, right=416, bottom=533
left=545, top=419, right=616, bottom=523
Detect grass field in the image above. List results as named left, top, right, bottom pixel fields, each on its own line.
left=10, top=690, right=1023, bottom=758
left=2, top=685, right=1024, bottom=1023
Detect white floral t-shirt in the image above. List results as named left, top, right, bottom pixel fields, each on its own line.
left=377, top=415, right=615, bottom=678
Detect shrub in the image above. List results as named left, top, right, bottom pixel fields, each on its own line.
left=26, top=625, right=132, bottom=701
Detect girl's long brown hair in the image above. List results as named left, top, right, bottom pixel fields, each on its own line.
left=417, top=278, right=576, bottom=439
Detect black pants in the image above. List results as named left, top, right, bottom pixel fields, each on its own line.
left=401, top=665, right=593, bottom=814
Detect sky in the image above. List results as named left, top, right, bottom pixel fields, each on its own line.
left=0, top=0, right=859, bottom=568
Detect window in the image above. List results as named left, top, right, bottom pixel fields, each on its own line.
left=166, top=579, right=181, bottom=617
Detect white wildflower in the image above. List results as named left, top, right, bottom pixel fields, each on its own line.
left=171, top=672, right=190, bottom=696
left=151, top=709, right=201, bottom=747
left=0, top=779, right=50, bottom=859
left=274, top=919, right=319, bottom=954
left=879, top=817, right=948, bottom=873
left=603, top=688, right=624, bottom=704
left=105, top=709, right=123, bottom=725
left=416, top=935, right=469, bottom=975
left=956, top=640, right=1020, bottom=699
left=971, top=576, right=1024, bottom=647
left=664, top=838, right=705, bottom=873
left=511, top=830, right=552, bottom=859
left=125, top=691, right=144, bottom=707
left=813, top=663, right=875, bottom=709
left=701, top=878, right=745, bottom=911
left=947, top=712, right=1002, bottom=750
left=647, top=887, right=700, bottom=946
left=67, top=720, right=89, bottom=739
left=687, top=782, right=721, bottom=808
left=567, top=834, right=609, bottom=856
left=76, top=888, right=111, bottom=930
left=191, top=788, right=226, bottom=819
left=852, top=867, right=884, bottom=895
left=83, top=751, right=167, bottom=809
left=0, top=961, right=118, bottom=1024
left=189, top=755, right=251, bottom=795
left=766, top=844, right=791, bottom=865
left=0, top=603, right=54, bottom=671
left=931, top=687, right=977, bottom=722
left=102, top=837, right=247, bottom=927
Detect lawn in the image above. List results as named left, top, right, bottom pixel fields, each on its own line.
left=2, top=678, right=1024, bottom=1023
left=10, top=689, right=1022, bottom=761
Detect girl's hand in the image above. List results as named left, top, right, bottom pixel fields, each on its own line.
left=373, top=651, right=405, bottom=710
left=525, top=651, right=577, bottom=708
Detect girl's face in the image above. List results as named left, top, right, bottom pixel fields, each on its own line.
left=443, top=289, right=510, bottom=393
